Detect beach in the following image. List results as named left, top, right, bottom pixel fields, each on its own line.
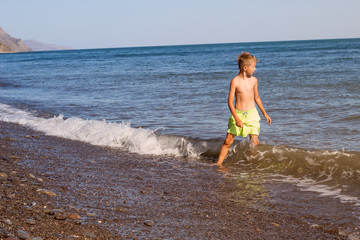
left=0, top=120, right=346, bottom=239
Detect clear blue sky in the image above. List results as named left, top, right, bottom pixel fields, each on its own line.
left=1, top=0, right=359, bottom=49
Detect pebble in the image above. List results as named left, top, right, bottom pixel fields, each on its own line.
left=86, top=212, right=96, bottom=217
left=68, top=213, right=82, bottom=220
left=38, top=189, right=57, bottom=197
left=83, top=232, right=96, bottom=239
left=23, top=205, right=33, bottom=211
left=144, top=220, right=154, bottom=226
left=54, top=212, right=67, bottom=220
left=66, top=235, right=80, bottom=239
left=28, top=173, right=36, bottom=179
left=46, top=209, right=63, bottom=215
left=25, top=218, right=36, bottom=225
left=0, top=172, right=8, bottom=180
left=16, top=230, right=30, bottom=239
left=4, top=219, right=13, bottom=225
left=7, top=194, right=16, bottom=198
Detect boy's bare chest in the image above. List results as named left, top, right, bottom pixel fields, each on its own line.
left=235, top=81, right=254, bottom=94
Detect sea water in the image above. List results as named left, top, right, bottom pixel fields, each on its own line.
left=1, top=38, right=360, bottom=236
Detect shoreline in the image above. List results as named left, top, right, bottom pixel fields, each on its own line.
left=0, top=121, right=345, bottom=239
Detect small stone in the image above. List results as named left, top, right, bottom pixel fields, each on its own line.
left=28, top=174, right=36, bottom=179
left=16, top=230, right=30, bottom=239
left=68, top=213, right=82, bottom=220
left=25, top=218, right=36, bottom=225
left=48, top=209, right=63, bottom=215
left=37, top=178, right=43, bottom=182
left=0, top=172, right=8, bottom=180
left=7, top=194, right=16, bottom=198
left=39, top=189, right=56, bottom=197
left=4, top=219, right=13, bottom=225
left=66, top=235, right=80, bottom=239
left=144, top=220, right=154, bottom=226
left=83, top=232, right=96, bottom=239
left=54, top=212, right=67, bottom=220
left=86, top=212, right=96, bottom=217
left=73, top=220, right=82, bottom=225
left=23, top=206, right=33, bottom=211
left=25, top=135, right=31, bottom=138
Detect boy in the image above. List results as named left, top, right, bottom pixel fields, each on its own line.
left=216, top=52, right=271, bottom=167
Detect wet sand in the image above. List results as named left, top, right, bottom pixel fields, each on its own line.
left=0, top=121, right=345, bottom=239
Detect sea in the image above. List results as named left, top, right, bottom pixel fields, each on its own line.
left=1, top=38, right=360, bottom=237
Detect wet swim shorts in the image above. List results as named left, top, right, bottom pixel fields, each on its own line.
left=227, top=108, right=260, bottom=137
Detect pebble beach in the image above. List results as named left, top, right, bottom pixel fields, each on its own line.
left=0, top=121, right=346, bottom=239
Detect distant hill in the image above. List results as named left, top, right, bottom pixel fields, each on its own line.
left=24, top=39, right=73, bottom=51
left=0, top=26, right=32, bottom=53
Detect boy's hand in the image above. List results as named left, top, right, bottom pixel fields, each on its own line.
left=265, top=114, right=272, bottom=125
left=236, top=119, right=244, bottom=128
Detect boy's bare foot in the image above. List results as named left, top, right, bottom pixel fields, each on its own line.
left=211, top=162, right=224, bottom=168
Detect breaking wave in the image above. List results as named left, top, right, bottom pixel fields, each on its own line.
left=1, top=103, right=359, bottom=202
left=225, top=143, right=360, bottom=204
left=0, top=103, right=216, bottom=158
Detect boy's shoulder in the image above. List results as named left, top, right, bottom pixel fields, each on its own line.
left=231, top=75, right=258, bottom=83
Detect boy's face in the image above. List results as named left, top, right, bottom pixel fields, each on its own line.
left=244, top=61, right=257, bottom=76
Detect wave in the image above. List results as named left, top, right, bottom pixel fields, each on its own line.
left=225, top=143, right=360, bottom=204
left=0, top=103, right=214, bottom=158
left=1, top=103, right=359, bottom=202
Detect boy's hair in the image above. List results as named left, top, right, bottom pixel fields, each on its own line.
left=237, top=52, right=258, bottom=71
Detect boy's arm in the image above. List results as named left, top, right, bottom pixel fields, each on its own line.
left=254, top=78, right=271, bottom=125
left=228, top=79, right=243, bottom=127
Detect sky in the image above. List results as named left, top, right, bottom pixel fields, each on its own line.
left=1, top=0, right=359, bottom=49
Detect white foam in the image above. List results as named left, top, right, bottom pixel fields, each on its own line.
left=0, top=103, right=202, bottom=158
left=274, top=175, right=360, bottom=206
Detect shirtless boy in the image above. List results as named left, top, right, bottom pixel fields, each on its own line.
left=216, top=52, right=271, bottom=167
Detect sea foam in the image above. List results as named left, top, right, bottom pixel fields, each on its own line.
left=0, top=103, right=203, bottom=158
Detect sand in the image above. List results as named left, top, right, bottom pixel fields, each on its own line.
left=0, top=121, right=345, bottom=239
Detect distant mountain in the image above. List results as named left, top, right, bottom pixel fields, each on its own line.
left=0, top=26, right=32, bottom=53
left=24, top=39, right=73, bottom=51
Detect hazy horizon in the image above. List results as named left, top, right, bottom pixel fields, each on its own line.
left=1, top=0, right=359, bottom=49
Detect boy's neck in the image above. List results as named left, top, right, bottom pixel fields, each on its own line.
left=239, top=71, right=251, bottom=79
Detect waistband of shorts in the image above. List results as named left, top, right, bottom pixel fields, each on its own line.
left=235, top=107, right=257, bottom=114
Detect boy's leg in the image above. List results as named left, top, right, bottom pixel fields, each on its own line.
left=249, top=134, right=259, bottom=147
left=217, top=133, right=236, bottom=166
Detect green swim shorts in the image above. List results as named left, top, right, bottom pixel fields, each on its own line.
left=227, top=108, right=261, bottom=137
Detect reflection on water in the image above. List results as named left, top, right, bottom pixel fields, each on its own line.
left=226, top=172, right=270, bottom=207
left=223, top=143, right=360, bottom=238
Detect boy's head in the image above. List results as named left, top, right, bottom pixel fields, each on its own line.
left=237, top=52, right=258, bottom=72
